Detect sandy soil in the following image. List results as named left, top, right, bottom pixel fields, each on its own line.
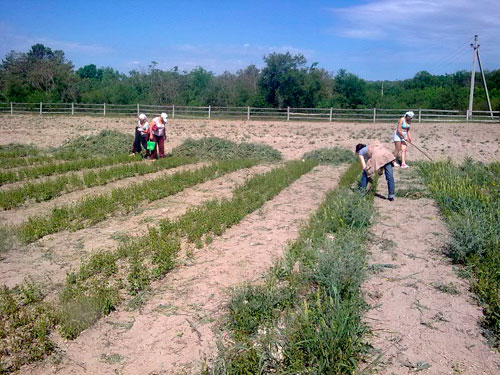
left=0, top=115, right=499, bottom=162
left=21, top=164, right=345, bottom=375
left=360, top=169, right=500, bottom=375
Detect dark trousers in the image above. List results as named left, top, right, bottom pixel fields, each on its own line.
left=150, top=135, right=165, bottom=159
left=360, top=162, right=395, bottom=199
left=132, top=130, right=148, bottom=154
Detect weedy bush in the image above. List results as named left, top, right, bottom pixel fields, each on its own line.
left=302, top=147, right=355, bottom=165
left=0, top=156, right=195, bottom=210
left=18, top=159, right=257, bottom=242
left=0, top=283, right=57, bottom=373
left=205, top=160, right=375, bottom=374
left=172, top=137, right=282, bottom=162
left=57, top=130, right=133, bottom=156
left=419, top=158, right=499, bottom=346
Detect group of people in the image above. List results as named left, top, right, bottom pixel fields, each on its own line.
left=131, top=112, right=168, bottom=159
left=355, top=111, right=415, bottom=201
left=130, top=109, right=415, bottom=200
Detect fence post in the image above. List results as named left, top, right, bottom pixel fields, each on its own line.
left=103, top=103, right=106, bottom=116
left=172, top=105, right=175, bottom=119
left=287, top=106, right=290, bottom=121
left=10, top=102, right=13, bottom=115
left=247, top=106, right=250, bottom=120
left=137, top=103, right=139, bottom=116
left=373, top=108, right=376, bottom=123
left=71, top=103, right=74, bottom=115
left=418, top=108, right=422, bottom=123
left=208, top=105, right=211, bottom=119
left=39, top=102, right=42, bottom=115
left=329, top=108, right=333, bottom=122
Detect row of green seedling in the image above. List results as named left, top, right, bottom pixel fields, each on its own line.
left=0, top=151, right=98, bottom=169
left=0, top=153, right=140, bottom=185
left=0, top=156, right=196, bottom=210
left=18, top=158, right=259, bottom=243
left=205, top=161, right=376, bottom=375
left=418, top=158, right=500, bottom=346
left=0, top=160, right=317, bottom=372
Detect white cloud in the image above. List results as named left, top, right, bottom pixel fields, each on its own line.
left=0, top=24, right=112, bottom=59
left=331, top=0, right=500, bottom=45
left=328, top=0, right=500, bottom=73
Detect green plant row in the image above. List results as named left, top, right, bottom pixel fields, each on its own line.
left=0, top=159, right=317, bottom=372
left=0, top=144, right=41, bottom=158
left=0, top=153, right=141, bottom=185
left=0, top=151, right=97, bottom=169
left=205, top=161, right=376, bottom=375
left=18, top=159, right=259, bottom=243
left=419, top=158, right=500, bottom=346
left=0, top=156, right=196, bottom=210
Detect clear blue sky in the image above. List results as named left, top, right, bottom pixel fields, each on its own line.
left=1, top=0, right=499, bottom=80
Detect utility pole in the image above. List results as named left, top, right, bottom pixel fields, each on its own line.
left=381, top=82, right=384, bottom=97
left=467, top=35, right=478, bottom=121
left=468, top=35, right=494, bottom=120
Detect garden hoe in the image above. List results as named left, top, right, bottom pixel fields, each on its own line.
left=408, top=142, right=433, bottom=161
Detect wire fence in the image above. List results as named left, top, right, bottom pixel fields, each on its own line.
left=0, top=102, right=498, bottom=123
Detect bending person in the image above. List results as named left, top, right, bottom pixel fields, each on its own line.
left=355, top=142, right=396, bottom=201
left=131, top=113, right=149, bottom=157
left=148, top=112, right=168, bottom=159
left=393, top=111, right=414, bottom=168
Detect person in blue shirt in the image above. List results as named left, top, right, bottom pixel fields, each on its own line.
left=393, top=111, right=414, bottom=168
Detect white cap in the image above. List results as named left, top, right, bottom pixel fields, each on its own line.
left=138, top=113, right=147, bottom=120
left=161, top=112, right=168, bottom=121
left=405, top=111, right=415, bottom=118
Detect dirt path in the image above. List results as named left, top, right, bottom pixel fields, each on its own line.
left=0, top=162, right=208, bottom=226
left=21, top=164, right=345, bottom=375
left=0, top=164, right=274, bottom=289
left=360, top=169, right=499, bottom=374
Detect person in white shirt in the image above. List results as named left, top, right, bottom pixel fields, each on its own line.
left=148, top=112, right=167, bottom=159
left=131, top=113, right=149, bottom=156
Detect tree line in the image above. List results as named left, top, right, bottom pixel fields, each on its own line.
left=1, top=44, right=499, bottom=111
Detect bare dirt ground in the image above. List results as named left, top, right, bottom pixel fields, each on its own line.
left=0, top=115, right=498, bottom=374
left=0, top=115, right=498, bottom=162
left=360, top=170, right=500, bottom=375
left=22, top=164, right=345, bottom=375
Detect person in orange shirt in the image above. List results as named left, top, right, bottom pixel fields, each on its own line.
left=148, top=112, right=167, bottom=159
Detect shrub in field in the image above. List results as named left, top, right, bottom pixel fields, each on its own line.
left=419, top=159, right=500, bottom=345
left=57, top=130, right=133, bottom=156
left=302, top=147, right=355, bottom=165
left=172, top=137, right=282, bottom=161
left=206, top=161, right=374, bottom=374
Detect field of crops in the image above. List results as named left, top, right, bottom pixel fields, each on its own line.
left=0, top=115, right=498, bottom=374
